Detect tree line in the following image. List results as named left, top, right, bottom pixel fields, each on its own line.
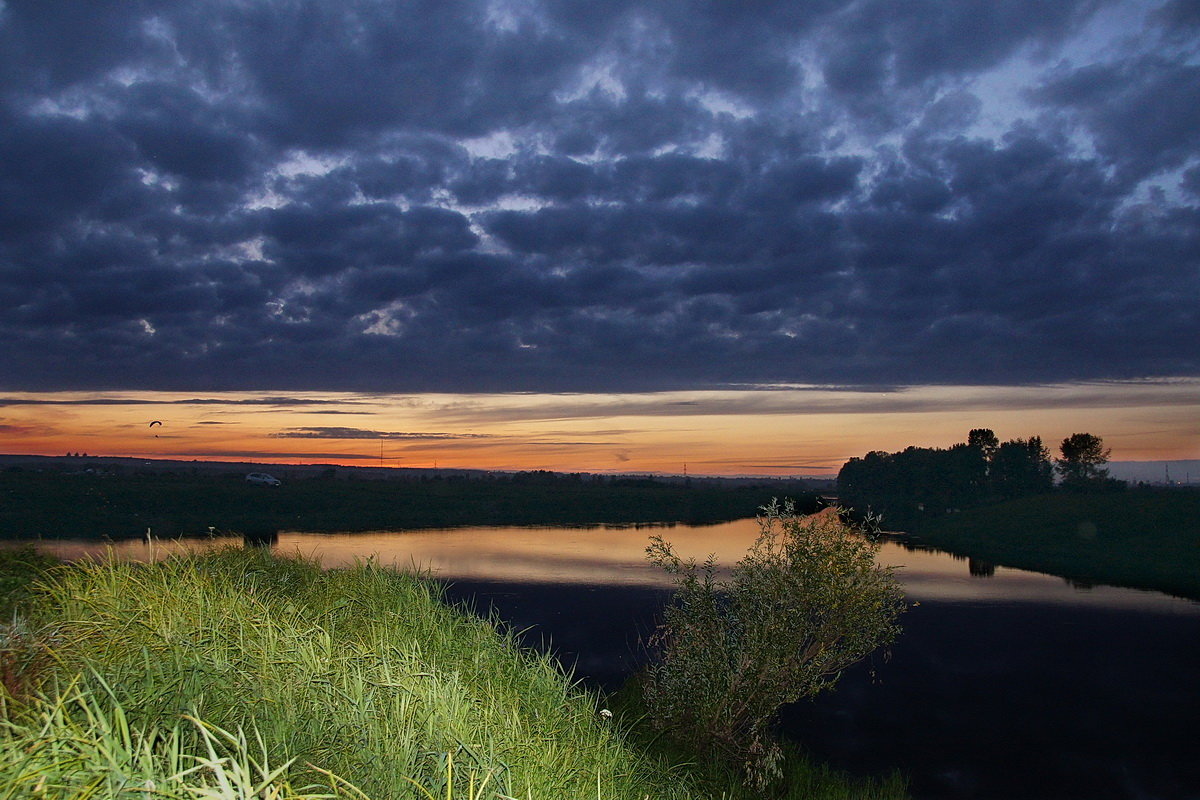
left=837, top=429, right=1121, bottom=525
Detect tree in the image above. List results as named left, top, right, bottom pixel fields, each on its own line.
left=968, top=428, right=1000, bottom=462
left=1056, top=433, right=1111, bottom=488
left=641, top=501, right=905, bottom=790
left=836, top=450, right=897, bottom=515
left=990, top=436, right=1054, bottom=499
left=837, top=437, right=990, bottom=521
left=946, top=441, right=990, bottom=504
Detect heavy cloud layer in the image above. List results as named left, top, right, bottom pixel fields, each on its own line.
left=1, top=0, right=1196, bottom=393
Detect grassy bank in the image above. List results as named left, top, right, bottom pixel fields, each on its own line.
left=0, top=471, right=812, bottom=540
left=912, top=489, right=1200, bottom=600
left=1, top=548, right=906, bottom=799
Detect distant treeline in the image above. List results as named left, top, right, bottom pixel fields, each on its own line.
left=0, top=467, right=819, bottom=540
left=837, top=428, right=1122, bottom=528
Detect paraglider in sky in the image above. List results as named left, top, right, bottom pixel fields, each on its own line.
left=149, top=420, right=162, bottom=437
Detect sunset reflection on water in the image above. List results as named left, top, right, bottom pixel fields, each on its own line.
left=277, top=520, right=760, bottom=587
left=24, top=519, right=1200, bottom=615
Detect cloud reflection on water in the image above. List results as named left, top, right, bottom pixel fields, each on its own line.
left=28, top=520, right=1199, bottom=615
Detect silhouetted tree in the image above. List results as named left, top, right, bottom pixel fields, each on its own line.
left=839, top=429, right=1063, bottom=523
left=837, top=434, right=992, bottom=523
left=1056, top=433, right=1111, bottom=489
left=990, top=436, right=1054, bottom=499
left=837, top=450, right=896, bottom=514
left=968, top=428, right=1000, bottom=462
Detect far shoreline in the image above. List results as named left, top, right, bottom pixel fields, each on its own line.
left=887, top=489, right=1200, bottom=601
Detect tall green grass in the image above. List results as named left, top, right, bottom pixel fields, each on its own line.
left=2, top=548, right=907, bottom=799
left=10, top=548, right=694, bottom=799
left=1, top=675, right=371, bottom=799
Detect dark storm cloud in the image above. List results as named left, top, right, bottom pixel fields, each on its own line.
left=258, top=201, right=478, bottom=278
left=1031, top=56, right=1200, bottom=181
left=0, top=0, right=1196, bottom=394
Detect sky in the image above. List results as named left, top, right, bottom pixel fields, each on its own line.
left=1, top=0, right=1198, bottom=474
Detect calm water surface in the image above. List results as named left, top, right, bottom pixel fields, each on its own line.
left=29, top=521, right=1200, bottom=800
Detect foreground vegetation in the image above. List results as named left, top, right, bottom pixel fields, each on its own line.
left=0, top=547, right=906, bottom=799
left=912, top=489, right=1200, bottom=600
left=640, top=503, right=905, bottom=791
left=0, top=470, right=816, bottom=540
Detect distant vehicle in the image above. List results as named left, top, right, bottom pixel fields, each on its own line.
left=245, top=472, right=281, bottom=486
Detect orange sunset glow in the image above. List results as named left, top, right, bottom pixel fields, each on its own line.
left=3, top=380, right=1197, bottom=476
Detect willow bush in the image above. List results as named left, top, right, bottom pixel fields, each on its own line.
left=642, top=500, right=906, bottom=791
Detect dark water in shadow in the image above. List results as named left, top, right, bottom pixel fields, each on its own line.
left=436, top=579, right=1200, bottom=800
left=23, top=522, right=1200, bottom=799
left=783, top=601, right=1200, bottom=799
left=438, top=579, right=671, bottom=689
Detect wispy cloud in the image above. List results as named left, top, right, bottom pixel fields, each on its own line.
left=269, top=426, right=494, bottom=441
left=0, top=395, right=368, bottom=408
left=174, top=450, right=385, bottom=462
left=416, top=380, right=1200, bottom=425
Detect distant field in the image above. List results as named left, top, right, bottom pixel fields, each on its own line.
left=0, top=470, right=811, bottom=540
left=912, top=489, right=1200, bottom=600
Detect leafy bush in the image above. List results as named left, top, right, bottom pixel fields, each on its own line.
left=641, top=500, right=905, bottom=790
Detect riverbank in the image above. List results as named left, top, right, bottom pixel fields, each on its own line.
left=0, top=469, right=815, bottom=540
left=909, top=489, right=1200, bottom=600
left=0, top=548, right=906, bottom=800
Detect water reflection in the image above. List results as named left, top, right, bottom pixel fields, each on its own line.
left=19, top=520, right=1199, bottom=614
left=20, top=535, right=229, bottom=563
left=968, top=558, right=995, bottom=578
left=243, top=528, right=278, bottom=547
left=278, top=522, right=758, bottom=587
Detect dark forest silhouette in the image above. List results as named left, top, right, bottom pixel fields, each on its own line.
left=837, top=429, right=1123, bottom=528
left=0, top=467, right=819, bottom=541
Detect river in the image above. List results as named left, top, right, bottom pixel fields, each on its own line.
left=24, top=520, right=1200, bottom=800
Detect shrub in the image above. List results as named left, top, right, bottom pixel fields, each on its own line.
left=641, top=500, right=905, bottom=791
